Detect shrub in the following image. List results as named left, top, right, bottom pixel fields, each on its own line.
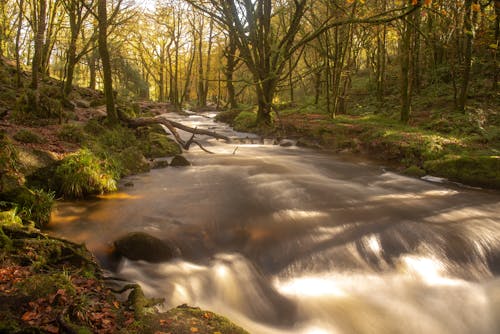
left=13, top=129, right=44, bottom=143
left=55, top=148, right=117, bottom=198
left=57, top=124, right=86, bottom=143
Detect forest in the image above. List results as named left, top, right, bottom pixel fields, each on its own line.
left=0, top=0, right=499, bottom=333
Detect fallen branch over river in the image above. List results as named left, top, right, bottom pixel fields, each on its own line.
left=122, top=114, right=230, bottom=153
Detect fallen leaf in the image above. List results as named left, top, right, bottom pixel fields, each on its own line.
left=190, top=328, right=199, bottom=333
left=21, top=311, right=38, bottom=322
left=112, top=301, right=120, bottom=309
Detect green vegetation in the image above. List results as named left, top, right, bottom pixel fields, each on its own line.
left=54, top=148, right=117, bottom=198
left=13, top=129, right=44, bottom=143
left=57, top=124, right=86, bottom=143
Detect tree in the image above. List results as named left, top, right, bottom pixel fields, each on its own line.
left=97, top=0, right=118, bottom=122
left=187, top=0, right=422, bottom=124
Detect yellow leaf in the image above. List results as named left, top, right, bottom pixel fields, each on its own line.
left=190, top=328, right=199, bottom=333
left=213, top=332, right=222, bottom=334
left=472, top=3, right=480, bottom=12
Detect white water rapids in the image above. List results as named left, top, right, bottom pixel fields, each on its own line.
left=49, top=112, right=500, bottom=334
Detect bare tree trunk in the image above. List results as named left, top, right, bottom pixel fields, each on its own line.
left=31, top=0, right=47, bottom=115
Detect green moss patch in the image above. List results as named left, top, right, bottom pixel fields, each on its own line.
left=13, top=130, right=44, bottom=144
left=424, top=156, right=500, bottom=189
left=135, top=305, right=249, bottom=334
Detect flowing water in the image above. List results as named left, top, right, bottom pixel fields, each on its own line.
left=49, top=112, right=500, bottom=334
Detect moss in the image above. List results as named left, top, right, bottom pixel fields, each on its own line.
left=16, top=272, right=76, bottom=299
left=424, top=156, right=500, bottom=188
left=115, top=147, right=150, bottom=176
left=404, top=165, right=426, bottom=177
left=11, top=187, right=55, bottom=228
left=233, top=111, right=257, bottom=132
left=58, top=124, right=86, bottom=143
left=13, top=129, right=44, bottom=144
left=142, top=132, right=181, bottom=158
left=54, top=148, right=117, bottom=198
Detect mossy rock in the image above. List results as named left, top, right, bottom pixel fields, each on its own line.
left=134, top=305, right=250, bottom=334
left=0, top=186, right=54, bottom=228
left=170, top=155, right=191, bottom=167
left=233, top=111, right=257, bottom=132
left=144, top=132, right=181, bottom=158
left=403, top=165, right=426, bottom=177
left=13, top=129, right=44, bottom=144
left=113, top=232, right=179, bottom=263
left=424, top=155, right=500, bottom=189
left=17, top=147, right=57, bottom=177
left=116, top=147, right=150, bottom=176
left=57, top=124, right=86, bottom=143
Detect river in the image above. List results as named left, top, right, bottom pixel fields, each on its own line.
left=48, top=112, right=500, bottom=334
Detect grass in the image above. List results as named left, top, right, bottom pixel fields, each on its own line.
left=54, top=148, right=117, bottom=198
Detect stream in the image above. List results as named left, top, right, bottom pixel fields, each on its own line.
left=49, top=112, right=500, bottom=334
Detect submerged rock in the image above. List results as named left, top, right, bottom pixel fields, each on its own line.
left=170, top=155, right=191, bottom=167
left=113, top=232, right=179, bottom=263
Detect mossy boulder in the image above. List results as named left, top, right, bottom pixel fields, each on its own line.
left=115, top=147, right=150, bottom=176
left=113, top=232, right=179, bottom=263
left=404, top=165, right=426, bottom=177
left=13, top=129, right=44, bottom=144
left=424, top=155, right=500, bottom=188
left=144, top=132, right=181, bottom=158
left=135, top=305, right=250, bottom=334
left=1, top=186, right=54, bottom=228
left=170, top=155, right=191, bottom=167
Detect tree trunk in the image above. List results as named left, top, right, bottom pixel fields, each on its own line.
left=225, top=33, right=238, bottom=109
left=458, top=0, right=475, bottom=112
left=400, top=1, right=415, bottom=123
left=32, top=0, right=47, bottom=90
left=15, top=0, right=24, bottom=88
left=494, top=0, right=499, bottom=90
left=97, top=0, right=118, bottom=122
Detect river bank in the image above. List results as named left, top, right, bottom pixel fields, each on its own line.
left=216, top=102, right=500, bottom=189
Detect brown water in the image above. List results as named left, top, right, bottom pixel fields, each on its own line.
left=49, top=112, right=500, bottom=334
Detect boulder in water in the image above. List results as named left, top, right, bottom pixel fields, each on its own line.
left=279, top=139, right=294, bottom=147
left=170, top=155, right=191, bottom=167
left=113, top=232, right=179, bottom=262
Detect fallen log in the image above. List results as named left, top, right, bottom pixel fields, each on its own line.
left=122, top=114, right=229, bottom=152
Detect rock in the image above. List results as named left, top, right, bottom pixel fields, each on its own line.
left=150, top=159, right=169, bottom=169
left=170, top=155, right=191, bottom=167
left=113, top=232, right=179, bottom=263
left=279, top=139, right=294, bottom=147
left=75, top=99, right=91, bottom=108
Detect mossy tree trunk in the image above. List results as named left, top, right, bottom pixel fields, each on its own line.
left=97, top=0, right=118, bottom=123
left=31, top=0, right=47, bottom=114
